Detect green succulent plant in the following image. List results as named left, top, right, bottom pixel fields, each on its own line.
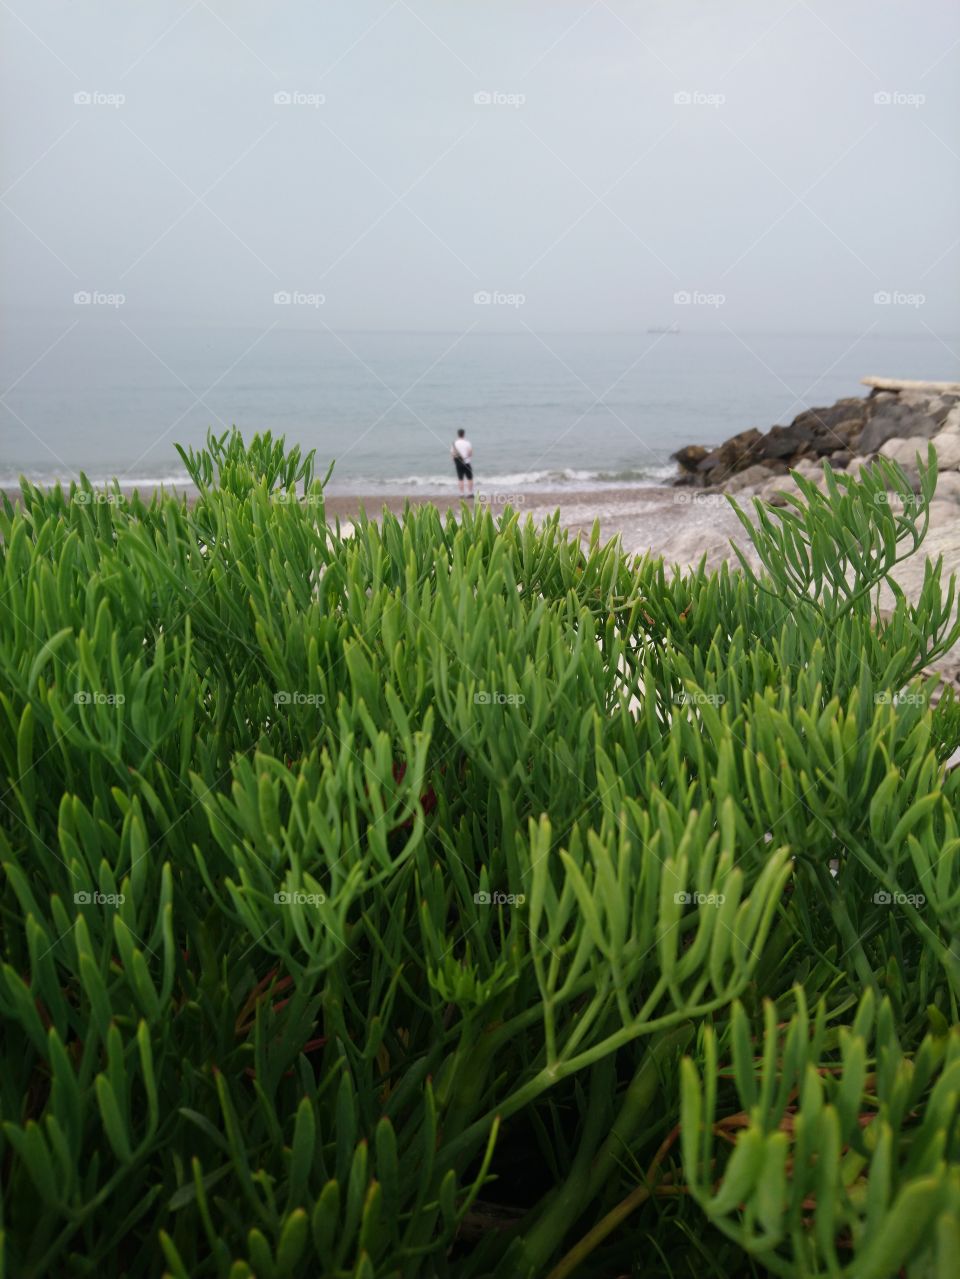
left=1, top=433, right=959, bottom=1277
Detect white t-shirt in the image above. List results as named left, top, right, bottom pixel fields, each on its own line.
left=452, top=437, right=472, bottom=461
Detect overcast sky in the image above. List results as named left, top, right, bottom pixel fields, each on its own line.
left=2, top=0, right=959, bottom=335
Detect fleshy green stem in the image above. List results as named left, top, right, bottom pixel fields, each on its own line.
left=512, top=1023, right=693, bottom=1276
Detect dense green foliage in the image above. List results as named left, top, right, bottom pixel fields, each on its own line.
left=2, top=432, right=960, bottom=1277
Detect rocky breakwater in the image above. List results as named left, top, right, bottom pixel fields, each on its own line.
left=669, top=378, right=960, bottom=683
left=672, top=377, right=960, bottom=507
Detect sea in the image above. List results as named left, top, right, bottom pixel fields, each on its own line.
left=2, top=325, right=955, bottom=495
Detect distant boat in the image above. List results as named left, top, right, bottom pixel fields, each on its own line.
left=647, top=321, right=680, bottom=334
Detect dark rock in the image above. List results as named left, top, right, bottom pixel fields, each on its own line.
left=828, top=419, right=864, bottom=447
left=790, top=398, right=868, bottom=438
left=757, top=423, right=817, bottom=460
left=695, top=428, right=764, bottom=481
left=671, top=444, right=709, bottom=474
left=670, top=389, right=949, bottom=488
left=858, top=408, right=941, bottom=455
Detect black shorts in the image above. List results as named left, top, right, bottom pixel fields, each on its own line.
left=454, top=457, right=473, bottom=481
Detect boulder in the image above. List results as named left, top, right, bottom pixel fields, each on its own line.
left=933, top=470, right=960, bottom=503
left=671, top=444, right=709, bottom=476
left=880, top=437, right=925, bottom=467
left=828, top=419, right=866, bottom=448
left=757, top=422, right=818, bottom=461
left=859, top=405, right=943, bottom=454
left=927, top=499, right=958, bottom=529
left=790, top=459, right=822, bottom=481
left=724, top=463, right=777, bottom=493
left=755, top=402, right=867, bottom=464
left=932, top=429, right=960, bottom=471
left=696, top=428, right=764, bottom=481
left=828, top=450, right=852, bottom=468
left=764, top=487, right=790, bottom=507
left=846, top=455, right=875, bottom=473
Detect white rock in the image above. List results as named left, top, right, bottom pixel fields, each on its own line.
left=932, top=430, right=960, bottom=471
left=880, top=437, right=925, bottom=466
left=791, top=458, right=821, bottom=477
left=927, top=499, right=958, bottom=530
left=724, top=463, right=778, bottom=494
left=932, top=471, right=960, bottom=504
left=846, top=455, right=874, bottom=473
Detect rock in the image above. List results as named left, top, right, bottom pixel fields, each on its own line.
left=927, top=499, right=957, bottom=530
left=846, top=455, right=875, bottom=473
left=859, top=405, right=943, bottom=453
left=890, top=463, right=922, bottom=494
left=792, top=458, right=822, bottom=477
left=716, top=427, right=764, bottom=473
left=671, top=444, right=709, bottom=475
left=880, top=437, right=925, bottom=467
left=933, top=471, right=960, bottom=503
left=671, top=389, right=960, bottom=490
left=932, top=429, right=960, bottom=470
left=829, top=419, right=865, bottom=448
left=757, top=422, right=818, bottom=461
left=696, top=428, right=764, bottom=482
left=724, top=463, right=776, bottom=493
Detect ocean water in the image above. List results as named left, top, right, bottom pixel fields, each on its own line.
left=2, top=325, right=955, bottom=494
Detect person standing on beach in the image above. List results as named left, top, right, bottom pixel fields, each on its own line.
left=451, top=429, right=474, bottom=498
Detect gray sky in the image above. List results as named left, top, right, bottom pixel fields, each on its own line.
left=3, top=0, right=959, bottom=335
